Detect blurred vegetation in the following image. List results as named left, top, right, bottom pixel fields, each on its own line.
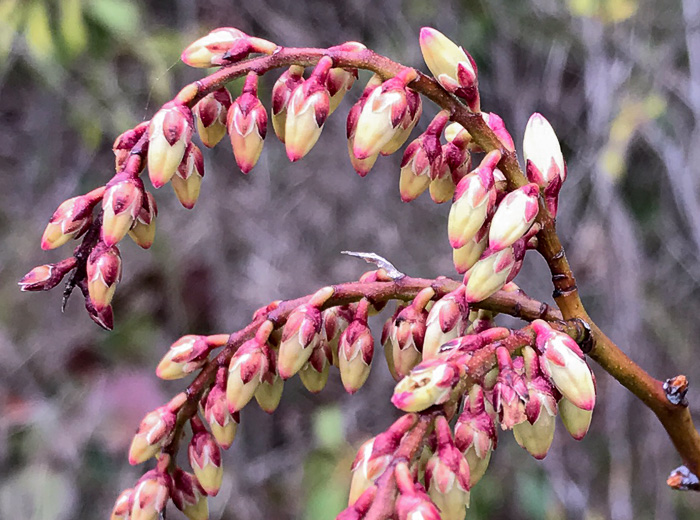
left=2, top=0, right=700, bottom=519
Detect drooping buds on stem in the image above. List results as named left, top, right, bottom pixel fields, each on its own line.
left=523, top=112, right=566, bottom=216
left=101, top=175, right=144, bottom=247
left=284, top=56, right=332, bottom=162
left=226, top=321, right=272, bottom=412
left=352, top=68, right=418, bottom=160
left=128, top=192, right=158, bottom=248
left=419, top=27, right=480, bottom=111
left=86, top=242, right=122, bottom=311
left=531, top=320, right=596, bottom=411
left=488, top=183, right=539, bottom=251
left=425, top=416, right=471, bottom=519
left=148, top=102, right=194, bottom=188
left=193, top=87, right=232, bottom=148
left=189, top=417, right=223, bottom=496
left=41, top=188, right=103, bottom=250
left=399, top=110, right=449, bottom=202
left=172, top=143, right=205, bottom=209
left=128, top=393, right=185, bottom=465
left=181, top=27, right=277, bottom=68
left=348, top=414, right=417, bottom=504
left=271, top=65, right=305, bottom=143
left=18, top=257, right=77, bottom=292
left=204, top=367, right=239, bottom=449
left=338, top=299, right=374, bottom=393
left=423, top=285, right=469, bottom=359
left=389, top=287, right=434, bottom=377
left=228, top=72, right=268, bottom=173
left=447, top=150, right=500, bottom=249
left=454, top=386, right=497, bottom=486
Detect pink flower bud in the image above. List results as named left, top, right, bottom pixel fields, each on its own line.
left=523, top=113, right=566, bottom=187
left=41, top=194, right=97, bottom=250
left=156, top=334, right=210, bottom=380
left=326, top=65, right=359, bottom=114
left=110, top=488, right=133, bottom=520
left=492, top=347, right=528, bottom=429
left=338, top=302, right=374, bottom=394
left=86, top=243, right=122, bottom=310
left=284, top=57, right=332, bottom=162
left=113, top=122, right=148, bottom=171
left=299, top=341, right=332, bottom=393
left=255, top=366, right=284, bottom=413
left=322, top=305, right=354, bottom=366
left=227, top=72, right=268, bottom=174
left=203, top=368, right=239, bottom=449
left=189, top=423, right=223, bottom=496
left=395, top=462, right=442, bottom=520
left=452, top=225, right=489, bottom=274
left=531, top=320, right=596, bottom=411
left=172, top=143, right=205, bottom=209
left=447, top=150, right=500, bottom=249
left=131, top=469, right=171, bottom=520
left=380, top=87, right=422, bottom=156
left=226, top=336, right=269, bottom=412
left=558, top=396, right=593, bottom=440
left=454, top=386, right=497, bottom=486
left=181, top=27, right=277, bottom=68
left=271, top=65, right=305, bottom=143
left=425, top=417, right=471, bottom=519
left=392, top=359, right=460, bottom=412
left=128, top=396, right=183, bottom=465
left=171, top=469, right=209, bottom=520
left=277, top=304, right=323, bottom=379
left=463, top=241, right=526, bottom=303
left=482, top=112, right=514, bottom=152
left=340, top=486, right=376, bottom=519
left=423, top=286, right=469, bottom=359
left=419, top=27, right=480, bottom=111
left=101, top=176, right=144, bottom=247
left=193, top=88, right=232, bottom=148
left=148, top=103, right=193, bottom=188
left=399, top=111, right=449, bottom=202
left=353, top=69, right=417, bottom=160
left=390, top=290, right=432, bottom=377
left=488, top=183, right=539, bottom=251
left=128, top=192, right=158, bottom=249
left=346, top=75, right=383, bottom=176
left=18, top=257, right=76, bottom=292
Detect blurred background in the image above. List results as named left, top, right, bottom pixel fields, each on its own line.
left=2, top=0, right=700, bottom=518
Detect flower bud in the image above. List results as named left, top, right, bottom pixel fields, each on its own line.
left=41, top=194, right=97, bottom=250
left=482, top=112, right=514, bottom=152
left=423, top=286, right=469, bottom=359
left=226, top=335, right=270, bottom=412
left=271, top=65, right=305, bottom=143
left=299, top=341, right=332, bottom=393
left=399, top=111, right=449, bottom=202
left=338, top=301, right=374, bottom=394
left=353, top=68, right=417, bottom=160
left=172, top=469, right=209, bottom=520
left=193, top=88, right=232, bottom=148
left=454, top=386, right=497, bottom=486
left=101, top=176, right=144, bottom=247
left=558, top=396, right=593, bottom=440
left=322, top=305, right=354, bottom=367
left=172, top=143, right=205, bottom=209
left=148, top=103, right=193, bottom=188
left=86, top=243, right=122, bottom=311
left=327, top=65, right=358, bottom=114
left=284, top=57, right=332, bottom=162
left=452, top=225, right=489, bottom=274
left=18, top=257, right=76, bottom=292
left=395, top=462, right=442, bottom=520
left=492, top=347, right=528, bottom=430
left=419, top=27, right=480, bottom=111
left=128, top=192, right=158, bottom=249
left=425, top=417, right=471, bottom=519
left=531, top=320, right=596, bottom=411
left=447, top=150, right=500, bottom=249
left=524, top=113, right=566, bottom=216
left=346, top=75, right=383, bottom=176
left=463, top=244, right=523, bottom=303
left=156, top=335, right=210, bottom=380
left=488, top=183, right=539, bottom=251
left=278, top=304, right=323, bottom=379
left=128, top=395, right=183, bottom=465
left=113, top=122, right=149, bottom=171
left=110, top=488, right=133, bottom=520
left=203, top=368, right=239, bottom=449
left=228, top=72, right=267, bottom=173
left=380, top=88, right=422, bottom=156
left=189, top=422, right=223, bottom=496
left=255, top=366, right=284, bottom=413
left=390, top=288, right=433, bottom=377
left=130, top=469, right=171, bottom=520
left=392, top=359, right=460, bottom=412
left=181, top=27, right=277, bottom=67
